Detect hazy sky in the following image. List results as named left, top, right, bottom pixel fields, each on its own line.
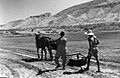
left=0, top=0, right=93, bottom=25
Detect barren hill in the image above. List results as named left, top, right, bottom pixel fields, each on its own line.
left=1, top=0, right=120, bottom=30
left=53, top=0, right=120, bottom=26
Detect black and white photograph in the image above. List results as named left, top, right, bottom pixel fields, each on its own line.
left=0, top=0, right=120, bottom=78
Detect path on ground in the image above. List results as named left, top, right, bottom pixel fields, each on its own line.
left=0, top=48, right=120, bottom=78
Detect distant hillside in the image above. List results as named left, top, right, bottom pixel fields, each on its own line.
left=12, top=13, right=56, bottom=29
left=0, top=13, right=56, bottom=30
left=53, top=0, right=120, bottom=26
left=0, top=20, right=25, bottom=30
left=1, top=0, right=120, bottom=30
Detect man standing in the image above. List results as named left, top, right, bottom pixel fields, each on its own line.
left=55, top=31, right=67, bottom=70
left=84, top=29, right=100, bottom=72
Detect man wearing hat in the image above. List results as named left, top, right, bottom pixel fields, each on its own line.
left=54, top=31, right=67, bottom=70
left=84, top=29, right=100, bottom=72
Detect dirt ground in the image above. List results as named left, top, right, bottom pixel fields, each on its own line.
left=0, top=48, right=120, bottom=78
left=0, top=31, right=120, bottom=78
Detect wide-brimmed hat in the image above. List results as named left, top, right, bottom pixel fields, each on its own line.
left=84, top=30, right=94, bottom=35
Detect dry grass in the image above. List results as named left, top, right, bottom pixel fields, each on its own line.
left=0, top=30, right=120, bottom=64
left=1, top=30, right=120, bottom=78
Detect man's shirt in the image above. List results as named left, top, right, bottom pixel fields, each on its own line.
left=57, top=37, right=67, bottom=51
left=88, top=37, right=95, bottom=51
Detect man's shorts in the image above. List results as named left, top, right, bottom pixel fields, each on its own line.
left=88, top=48, right=98, bottom=57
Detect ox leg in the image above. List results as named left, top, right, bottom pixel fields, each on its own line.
left=40, top=49, right=44, bottom=60
left=37, top=48, right=40, bottom=58
left=47, top=46, right=53, bottom=60
left=49, top=48, right=53, bottom=60
left=43, top=48, right=47, bottom=60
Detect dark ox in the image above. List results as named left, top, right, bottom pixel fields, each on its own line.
left=67, top=57, right=87, bottom=68
left=35, top=33, right=57, bottom=60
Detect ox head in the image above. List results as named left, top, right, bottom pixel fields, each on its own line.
left=35, top=32, right=41, bottom=40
